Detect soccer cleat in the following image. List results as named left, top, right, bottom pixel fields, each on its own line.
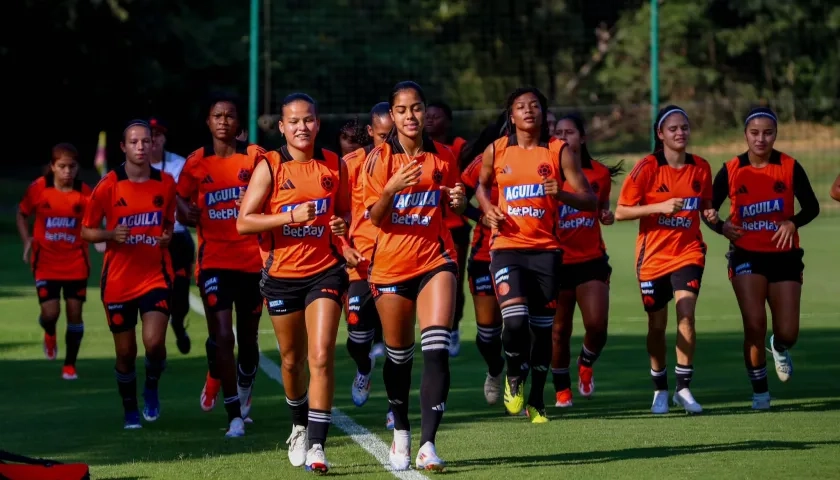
left=389, top=430, right=411, bottom=471
left=448, top=329, right=461, bottom=357
left=525, top=405, right=550, bottom=424
left=415, top=441, right=445, bottom=472
left=673, top=388, right=703, bottom=414
left=305, top=444, right=329, bottom=474
left=201, top=372, right=221, bottom=412
left=503, top=375, right=526, bottom=415
left=225, top=417, right=245, bottom=438
left=554, top=388, right=573, bottom=408
left=752, top=392, right=771, bottom=410
left=61, top=365, right=78, bottom=380
left=385, top=410, right=395, bottom=430
left=142, top=388, right=161, bottom=422
left=578, top=364, right=595, bottom=397
left=769, top=335, right=793, bottom=382
left=238, top=382, right=254, bottom=420
left=371, top=342, right=385, bottom=359
left=351, top=370, right=372, bottom=407
left=651, top=390, right=669, bottom=414
left=176, top=331, right=191, bottom=355
left=43, top=333, right=58, bottom=360
left=286, top=425, right=308, bottom=467
left=123, top=410, right=142, bottom=429
left=484, top=372, right=503, bottom=405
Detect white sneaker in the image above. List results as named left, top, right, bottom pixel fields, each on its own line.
left=769, top=335, right=793, bottom=382
left=448, top=330, right=461, bottom=357
left=672, top=388, right=703, bottom=414
left=415, top=441, right=445, bottom=471
left=238, top=383, right=253, bottom=420
left=484, top=372, right=503, bottom=405
left=225, top=417, right=245, bottom=438
left=351, top=358, right=374, bottom=407
left=305, top=444, right=329, bottom=474
left=286, top=425, right=307, bottom=467
left=651, top=390, right=669, bottom=414
left=389, top=430, right=411, bottom=471
left=371, top=342, right=385, bottom=359
left=752, top=392, right=771, bottom=410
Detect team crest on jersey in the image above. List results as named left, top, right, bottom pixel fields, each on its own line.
left=773, top=181, right=786, bottom=194
left=153, top=195, right=164, bottom=208
left=238, top=168, right=251, bottom=183
left=432, top=168, right=443, bottom=184
left=320, top=175, right=334, bottom=192
left=537, top=163, right=552, bottom=177
left=691, top=179, right=701, bottom=193
left=73, top=203, right=83, bottom=214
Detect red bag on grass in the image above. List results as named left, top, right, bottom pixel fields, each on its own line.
left=0, top=450, right=89, bottom=480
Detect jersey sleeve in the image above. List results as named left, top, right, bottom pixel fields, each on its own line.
left=83, top=175, right=113, bottom=228
left=248, top=144, right=268, bottom=167
left=18, top=178, right=43, bottom=216
left=460, top=156, right=482, bottom=189
left=444, top=148, right=460, bottom=189
left=791, top=160, right=820, bottom=229
left=176, top=151, right=201, bottom=199
left=700, top=160, right=714, bottom=202
left=617, top=158, right=654, bottom=206
left=362, top=147, right=388, bottom=211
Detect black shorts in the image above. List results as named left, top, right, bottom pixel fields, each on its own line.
left=639, top=264, right=704, bottom=313
left=727, top=247, right=804, bottom=284
left=489, top=250, right=561, bottom=312
left=346, top=280, right=379, bottom=331
left=450, top=224, right=472, bottom=246
left=35, top=279, right=87, bottom=304
left=370, top=263, right=459, bottom=302
left=261, top=264, right=348, bottom=316
left=558, top=257, right=612, bottom=291
left=467, top=260, right=494, bottom=296
left=199, top=269, right=263, bottom=317
left=105, top=288, right=170, bottom=334
left=169, top=231, right=195, bottom=278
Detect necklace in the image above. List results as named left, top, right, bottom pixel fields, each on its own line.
left=399, top=140, right=423, bottom=163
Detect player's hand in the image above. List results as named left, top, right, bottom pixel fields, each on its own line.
left=22, top=238, right=32, bottom=263
left=485, top=206, right=507, bottom=230
left=384, top=160, right=422, bottom=195
left=112, top=224, right=130, bottom=243
left=235, top=187, right=246, bottom=207
left=342, top=246, right=366, bottom=268
left=703, top=209, right=719, bottom=224
left=600, top=209, right=615, bottom=225
left=186, top=203, right=201, bottom=225
left=771, top=220, right=796, bottom=250
left=442, top=182, right=466, bottom=210
left=658, top=198, right=685, bottom=215
left=156, top=229, right=172, bottom=249
left=722, top=220, right=744, bottom=242
left=329, top=215, right=348, bottom=236
left=291, top=202, right=316, bottom=224
left=542, top=176, right=560, bottom=197
left=94, top=242, right=106, bottom=253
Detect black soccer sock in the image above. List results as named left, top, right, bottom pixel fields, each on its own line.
left=420, top=327, right=451, bottom=446
left=308, top=409, right=332, bottom=448
left=205, top=335, right=220, bottom=380
left=237, top=364, right=258, bottom=389
left=169, top=276, right=190, bottom=337
left=224, top=395, right=242, bottom=422
left=552, top=368, right=571, bottom=392
left=383, top=343, right=415, bottom=432
left=675, top=363, right=694, bottom=392
left=527, top=315, right=554, bottom=409
left=346, top=328, right=374, bottom=375
left=651, top=367, right=669, bottom=391
left=64, top=322, right=84, bottom=366
left=144, top=356, right=166, bottom=391
left=236, top=335, right=259, bottom=389
left=115, top=367, right=138, bottom=413
left=286, top=392, right=309, bottom=427
left=39, top=316, right=57, bottom=336
left=578, top=344, right=601, bottom=368
left=476, top=325, right=505, bottom=377
left=772, top=337, right=791, bottom=353
left=501, top=304, right=530, bottom=379
left=747, top=362, right=769, bottom=394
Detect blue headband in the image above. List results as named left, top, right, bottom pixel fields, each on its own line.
left=657, top=108, right=689, bottom=130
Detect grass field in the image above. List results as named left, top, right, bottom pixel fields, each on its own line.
left=2, top=151, right=840, bottom=479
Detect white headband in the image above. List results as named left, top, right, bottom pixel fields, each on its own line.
left=657, top=108, right=689, bottom=130
left=744, top=112, right=777, bottom=127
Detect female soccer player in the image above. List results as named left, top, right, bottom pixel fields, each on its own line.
left=458, top=115, right=508, bottom=405
left=81, top=120, right=176, bottom=429
left=706, top=107, right=819, bottom=410
left=177, top=95, right=266, bottom=437
left=476, top=88, right=596, bottom=423
left=17, top=143, right=91, bottom=380
left=615, top=105, right=716, bottom=415
left=551, top=114, right=623, bottom=407
left=238, top=93, right=350, bottom=473
left=363, top=81, right=466, bottom=471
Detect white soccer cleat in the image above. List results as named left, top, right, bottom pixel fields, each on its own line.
left=351, top=371, right=372, bottom=407
left=286, top=425, right=308, bottom=467
left=769, top=335, right=793, bottom=382
left=415, top=441, right=445, bottom=472
left=305, top=444, right=329, bottom=474
left=484, top=372, right=503, bottom=405
left=225, top=417, right=245, bottom=438
left=238, top=383, right=253, bottom=420
left=752, top=392, right=771, bottom=411
left=448, top=330, right=461, bottom=357
left=651, top=390, right=669, bottom=414
left=371, top=342, right=385, bottom=359
left=389, top=429, right=411, bottom=471
left=672, top=388, right=703, bottom=414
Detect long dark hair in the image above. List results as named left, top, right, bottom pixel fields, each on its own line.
left=503, top=87, right=551, bottom=143
left=559, top=113, right=624, bottom=181
left=652, top=104, right=688, bottom=153
left=386, top=81, right=427, bottom=142
left=458, top=112, right=507, bottom=169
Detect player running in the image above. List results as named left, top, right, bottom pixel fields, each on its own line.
left=705, top=107, right=819, bottom=410
left=475, top=87, right=596, bottom=423
left=148, top=117, right=193, bottom=355
left=81, top=120, right=176, bottom=429
left=17, top=143, right=91, bottom=379
left=551, top=114, right=623, bottom=407
left=177, top=95, right=265, bottom=437
left=363, top=81, right=466, bottom=471
left=238, top=93, right=350, bottom=473
left=615, top=105, right=716, bottom=415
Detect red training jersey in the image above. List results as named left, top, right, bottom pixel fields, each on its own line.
left=345, top=144, right=378, bottom=282
left=460, top=154, right=495, bottom=263
left=556, top=159, right=612, bottom=264
left=443, top=136, right=467, bottom=229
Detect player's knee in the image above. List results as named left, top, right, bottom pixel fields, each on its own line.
left=281, top=352, right=306, bottom=376
left=115, top=345, right=138, bottom=364
left=215, top=330, right=236, bottom=352
left=39, top=307, right=60, bottom=324
left=646, top=312, right=668, bottom=333
left=676, top=313, right=696, bottom=329
left=308, top=346, right=335, bottom=374
left=742, top=316, right=767, bottom=340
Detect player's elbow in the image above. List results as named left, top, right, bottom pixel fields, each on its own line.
left=614, top=206, right=630, bottom=221
left=80, top=227, right=96, bottom=243
left=236, top=216, right=254, bottom=235
left=830, top=184, right=840, bottom=202
left=580, top=193, right=598, bottom=212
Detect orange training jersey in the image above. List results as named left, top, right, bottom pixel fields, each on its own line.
left=178, top=141, right=265, bottom=275
left=363, top=136, right=458, bottom=284
left=723, top=150, right=798, bottom=253
left=557, top=159, right=611, bottom=264
left=617, top=152, right=712, bottom=281
left=83, top=165, right=176, bottom=303
left=19, top=175, right=91, bottom=281
left=491, top=135, right=565, bottom=251
left=443, top=137, right=467, bottom=229
left=260, top=146, right=343, bottom=279
left=461, top=154, right=495, bottom=263
left=345, top=144, right=378, bottom=282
